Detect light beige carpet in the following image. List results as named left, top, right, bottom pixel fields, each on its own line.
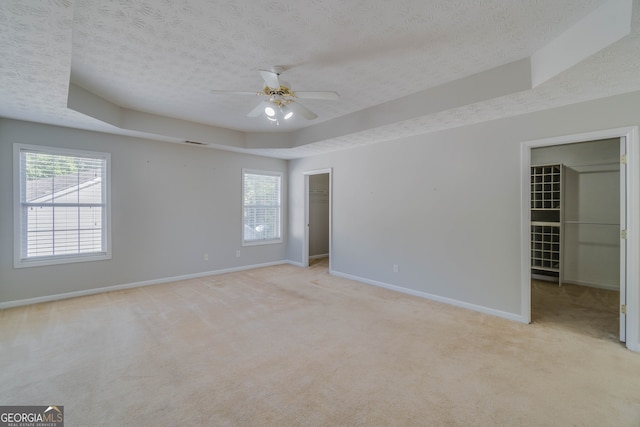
left=1, top=260, right=639, bottom=426
left=532, top=279, right=620, bottom=342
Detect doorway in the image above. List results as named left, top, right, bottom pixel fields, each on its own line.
left=303, top=169, right=332, bottom=270
left=521, top=127, right=639, bottom=352
left=531, top=139, right=621, bottom=342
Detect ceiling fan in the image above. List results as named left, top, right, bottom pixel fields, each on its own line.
left=211, top=66, right=339, bottom=122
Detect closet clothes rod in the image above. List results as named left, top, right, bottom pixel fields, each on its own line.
left=563, top=221, right=620, bottom=226
left=563, top=161, right=620, bottom=168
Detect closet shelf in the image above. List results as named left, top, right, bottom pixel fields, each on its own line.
left=563, top=221, right=619, bottom=226
left=532, top=221, right=561, bottom=226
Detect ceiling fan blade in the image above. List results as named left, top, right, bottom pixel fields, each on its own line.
left=259, top=69, right=281, bottom=89
left=211, top=90, right=261, bottom=96
left=247, top=101, right=269, bottom=117
left=295, top=91, right=340, bottom=100
left=287, top=102, right=317, bottom=120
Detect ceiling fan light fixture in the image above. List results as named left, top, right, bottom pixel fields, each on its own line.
left=215, top=67, right=338, bottom=122
left=282, top=105, right=294, bottom=120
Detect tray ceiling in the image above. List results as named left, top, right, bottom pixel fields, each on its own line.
left=1, top=0, right=639, bottom=158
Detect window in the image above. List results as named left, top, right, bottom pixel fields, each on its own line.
left=14, top=144, right=111, bottom=267
left=242, top=169, right=282, bottom=245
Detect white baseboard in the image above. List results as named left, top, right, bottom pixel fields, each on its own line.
left=531, top=273, right=559, bottom=283
left=0, top=260, right=555, bottom=324
left=286, top=260, right=305, bottom=267
left=561, top=279, right=619, bottom=291
left=330, top=270, right=527, bottom=323
left=0, top=260, right=289, bottom=310
left=309, top=253, right=329, bottom=260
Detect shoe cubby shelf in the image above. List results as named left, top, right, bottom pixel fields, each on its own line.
left=531, top=164, right=563, bottom=283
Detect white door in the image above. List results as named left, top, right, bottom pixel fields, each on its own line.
left=620, top=136, right=627, bottom=342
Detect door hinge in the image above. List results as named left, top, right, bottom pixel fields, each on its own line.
left=621, top=304, right=627, bottom=315
left=621, top=154, right=627, bottom=164
left=621, top=229, right=627, bottom=239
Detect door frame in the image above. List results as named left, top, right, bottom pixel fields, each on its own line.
left=303, top=168, right=332, bottom=269
left=620, top=137, right=628, bottom=341
left=521, top=126, right=639, bottom=352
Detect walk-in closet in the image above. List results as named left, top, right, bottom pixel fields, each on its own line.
left=531, top=138, right=621, bottom=341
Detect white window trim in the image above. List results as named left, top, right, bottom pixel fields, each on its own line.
left=242, top=168, right=283, bottom=246
left=13, top=143, right=112, bottom=268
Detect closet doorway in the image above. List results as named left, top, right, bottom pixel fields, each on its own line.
left=303, top=169, right=332, bottom=270
left=531, top=139, right=622, bottom=342
left=521, top=127, right=639, bottom=352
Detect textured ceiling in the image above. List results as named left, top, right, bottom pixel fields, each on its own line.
left=1, top=0, right=639, bottom=159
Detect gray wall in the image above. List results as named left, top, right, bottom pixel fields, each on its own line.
left=0, top=119, right=287, bottom=304
left=309, top=173, right=330, bottom=257
left=287, top=91, right=640, bottom=318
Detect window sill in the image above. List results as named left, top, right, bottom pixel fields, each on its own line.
left=14, top=252, right=112, bottom=269
left=242, top=238, right=283, bottom=247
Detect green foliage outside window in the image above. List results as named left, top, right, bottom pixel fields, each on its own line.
left=25, top=153, right=80, bottom=180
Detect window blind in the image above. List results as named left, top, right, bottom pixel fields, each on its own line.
left=243, top=170, right=282, bottom=243
left=19, top=147, right=107, bottom=261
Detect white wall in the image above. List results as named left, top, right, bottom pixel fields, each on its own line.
left=309, top=173, right=330, bottom=257
left=0, top=119, right=287, bottom=305
left=287, top=91, right=640, bottom=320
left=532, top=139, right=620, bottom=289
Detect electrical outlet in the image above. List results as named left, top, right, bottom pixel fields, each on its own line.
left=236, top=250, right=241, bottom=258
left=204, top=253, right=209, bottom=261
left=393, top=264, right=399, bottom=273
